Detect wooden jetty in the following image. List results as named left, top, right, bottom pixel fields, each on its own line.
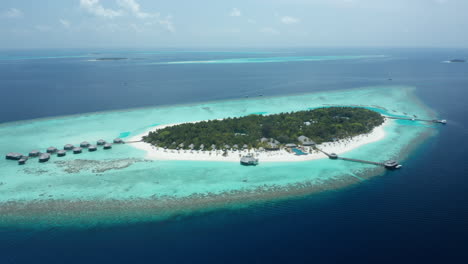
left=315, top=147, right=402, bottom=170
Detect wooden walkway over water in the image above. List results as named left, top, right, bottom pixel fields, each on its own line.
left=385, top=116, right=447, bottom=124
left=315, top=148, right=400, bottom=169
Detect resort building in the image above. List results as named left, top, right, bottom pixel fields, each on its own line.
left=6, top=152, right=23, bottom=160
left=97, top=139, right=106, bottom=146
left=88, top=145, right=97, bottom=152
left=46, top=147, right=58, bottom=153
left=298, top=135, right=316, bottom=146
left=73, top=147, right=82, bottom=154
left=29, top=150, right=40, bottom=157
left=80, top=141, right=90, bottom=148
left=103, top=143, right=112, bottom=149
left=113, top=138, right=124, bottom=144
left=57, top=150, right=67, bottom=157
left=18, top=157, right=28, bottom=165
left=38, top=153, right=50, bottom=162
left=64, top=144, right=74, bottom=150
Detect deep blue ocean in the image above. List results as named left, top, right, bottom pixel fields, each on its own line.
left=0, top=48, right=467, bottom=263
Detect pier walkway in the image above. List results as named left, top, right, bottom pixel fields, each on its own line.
left=385, top=116, right=447, bottom=124
left=315, top=147, right=401, bottom=169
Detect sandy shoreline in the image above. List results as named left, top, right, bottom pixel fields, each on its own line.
left=128, top=119, right=390, bottom=163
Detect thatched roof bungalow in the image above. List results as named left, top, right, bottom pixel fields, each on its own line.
left=38, top=153, right=50, bottom=162
left=18, top=157, right=28, bottom=165
left=298, top=135, right=316, bottom=146
left=29, top=150, right=40, bottom=157
left=80, top=141, right=90, bottom=148
left=73, top=147, right=82, bottom=154
left=47, top=147, right=58, bottom=153
left=6, top=152, right=23, bottom=160
left=97, top=139, right=106, bottom=146
left=57, top=150, right=67, bottom=157
left=88, top=145, right=97, bottom=152
left=103, top=143, right=112, bottom=149
left=64, top=144, right=74, bottom=150
left=113, top=138, right=124, bottom=144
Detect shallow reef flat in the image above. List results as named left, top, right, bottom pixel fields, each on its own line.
left=0, top=86, right=437, bottom=227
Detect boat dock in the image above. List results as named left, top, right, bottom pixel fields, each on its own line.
left=5, top=138, right=131, bottom=165
left=315, top=148, right=402, bottom=170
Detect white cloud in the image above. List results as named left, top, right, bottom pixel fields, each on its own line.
left=79, top=0, right=121, bottom=18
left=59, top=19, right=71, bottom=28
left=281, top=16, right=300, bottom=25
left=260, top=27, right=280, bottom=35
left=2, top=8, right=23, bottom=18
left=229, top=8, right=241, bottom=17
left=117, top=0, right=151, bottom=18
left=158, top=15, right=175, bottom=33
left=79, top=0, right=175, bottom=33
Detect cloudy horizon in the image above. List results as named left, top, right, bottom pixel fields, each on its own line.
left=0, top=0, right=467, bottom=49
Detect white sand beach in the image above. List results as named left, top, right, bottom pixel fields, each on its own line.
left=128, top=119, right=390, bottom=163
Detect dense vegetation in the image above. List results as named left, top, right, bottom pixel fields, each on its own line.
left=143, top=107, right=384, bottom=150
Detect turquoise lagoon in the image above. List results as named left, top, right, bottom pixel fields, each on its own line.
left=0, top=86, right=437, bottom=227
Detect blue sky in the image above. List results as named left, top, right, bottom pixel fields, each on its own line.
left=0, top=0, right=467, bottom=49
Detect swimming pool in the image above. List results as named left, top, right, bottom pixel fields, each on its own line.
left=292, top=148, right=308, bottom=155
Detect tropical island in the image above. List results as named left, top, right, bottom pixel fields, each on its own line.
left=142, top=107, right=384, bottom=150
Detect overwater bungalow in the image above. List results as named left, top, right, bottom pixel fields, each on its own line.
left=80, top=141, right=90, bottom=148
left=6, top=152, right=23, bottom=160
left=88, top=145, right=97, bottom=152
left=47, top=147, right=58, bottom=153
left=38, top=153, right=50, bottom=163
left=113, top=138, right=124, bottom=144
left=29, top=150, right=40, bottom=157
left=73, top=147, right=82, bottom=154
left=97, top=139, right=106, bottom=146
left=64, top=144, right=74, bottom=150
left=103, top=143, right=112, bottom=150
left=57, top=150, right=67, bottom=157
left=18, top=157, right=28, bottom=165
